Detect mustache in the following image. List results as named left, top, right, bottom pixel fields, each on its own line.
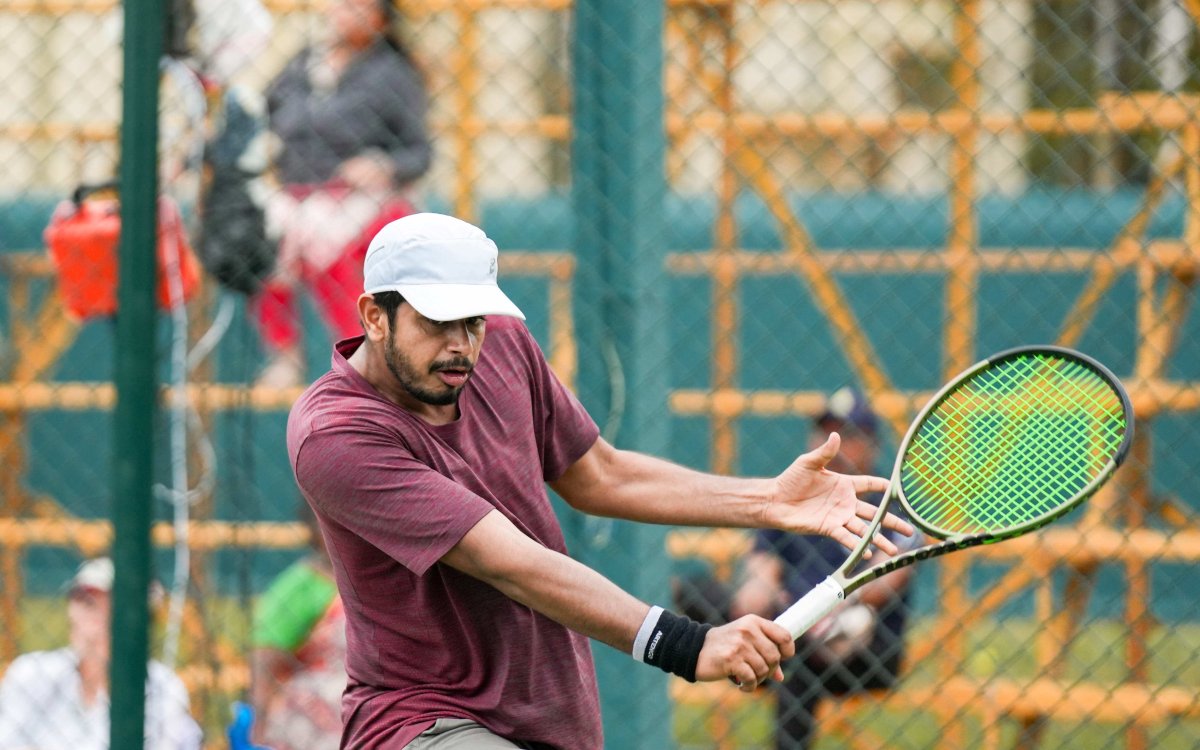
left=429, top=357, right=474, bottom=374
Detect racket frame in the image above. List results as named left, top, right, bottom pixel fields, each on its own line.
left=774, top=345, right=1134, bottom=640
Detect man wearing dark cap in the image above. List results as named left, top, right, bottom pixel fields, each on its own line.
left=286, top=214, right=913, bottom=749
left=732, top=388, right=921, bottom=750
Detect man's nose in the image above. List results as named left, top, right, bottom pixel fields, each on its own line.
left=445, top=320, right=474, bottom=351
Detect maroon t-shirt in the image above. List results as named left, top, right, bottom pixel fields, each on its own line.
left=287, top=317, right=603, bottom=749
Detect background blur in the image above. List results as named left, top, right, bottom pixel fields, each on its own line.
left=1, top=0, right=1199, bottom=748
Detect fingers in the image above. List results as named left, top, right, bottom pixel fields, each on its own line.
left=829, top=526, right=867, bottom=555
left=869, top=532, right=899, bottom=557
left=696, top=617, right=796, bottom=689
left=798, top=431, right=841, bottom=470
left=843, top=516, right=872, bottom=546
left=850, top=499, right=914, bottom=551
left=730, top=655, right=769, bottom=693
left=834, top=507, right=906, bottom=557
left=852, top=473, right=890, bottom=494
left=881, top=510, right=916, bottom=537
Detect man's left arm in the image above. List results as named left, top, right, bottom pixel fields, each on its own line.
left=549, top=435, right=911, bottom=555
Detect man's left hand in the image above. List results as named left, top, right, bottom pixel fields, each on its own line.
left=766, top=432, right=912, bottom=554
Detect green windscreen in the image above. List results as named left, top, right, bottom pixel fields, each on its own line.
left=900, top=352, right=1128, bottom=536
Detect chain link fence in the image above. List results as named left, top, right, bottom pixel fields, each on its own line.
left=1, top=0, right=1199, bottom=748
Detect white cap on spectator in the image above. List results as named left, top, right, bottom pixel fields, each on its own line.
left=68, top=557, right=114, bottom=594
left=363, top=213, right=525, bottom=322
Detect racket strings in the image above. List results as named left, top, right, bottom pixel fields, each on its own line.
left=917, top=369, right=1116, bottom=528
left=913, top=367, right=1074, bottom=527
left=901, top=353, right=1127, bottom=535
left=912, top=362, right=1122, bottom=530
left=909, top=416, right=1093, bottom=531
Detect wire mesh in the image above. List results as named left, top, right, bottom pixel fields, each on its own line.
left=0, top=1, right=1199, bottom=749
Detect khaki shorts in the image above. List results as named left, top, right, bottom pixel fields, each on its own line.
left=405, top=718, right=548, bottom=750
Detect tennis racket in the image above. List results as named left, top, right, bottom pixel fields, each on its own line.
left=775, top=345, right=1134, bottom=640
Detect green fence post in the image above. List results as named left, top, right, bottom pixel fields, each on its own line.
left=109, top=0, right=162, bottom=745
left=572, top=2, right=671, bottom=748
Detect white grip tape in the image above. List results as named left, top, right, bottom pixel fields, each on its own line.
left=773, top=576, right=845, bottom=640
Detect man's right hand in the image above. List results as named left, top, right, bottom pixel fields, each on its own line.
left=695, top=615, right=795, bottom=692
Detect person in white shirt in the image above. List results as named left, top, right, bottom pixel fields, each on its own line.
left=0, top=558, right=203, bottom=750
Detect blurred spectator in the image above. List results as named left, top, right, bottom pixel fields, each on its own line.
left=254, top=0, right=432, bottom=387
left=730, top=388, right=920, bottom=750
left=248, top=506, right=346, bottom=749
left=0, top=558, right=202, bottom=750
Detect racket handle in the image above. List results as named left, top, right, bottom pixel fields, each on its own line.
left=774, top=576, right=845, bottom=640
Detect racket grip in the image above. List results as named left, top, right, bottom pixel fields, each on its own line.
left=773, top=576, right=845, bottom=640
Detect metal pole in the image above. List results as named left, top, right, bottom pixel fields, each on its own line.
left=110, top=0, right=163, bottom=743
left=572, top=2, right=670, bottom=747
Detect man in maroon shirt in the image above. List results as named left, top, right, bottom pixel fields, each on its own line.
left=287, top=213, right=911, bottom=749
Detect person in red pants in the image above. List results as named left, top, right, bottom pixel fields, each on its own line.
left=254, top=0, right=431, bottom=387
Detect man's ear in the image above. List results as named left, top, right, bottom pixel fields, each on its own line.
left=358, top=294, right=388, bottom=342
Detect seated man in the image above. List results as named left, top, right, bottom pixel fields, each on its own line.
left=0, top=557, right=203, bottom=750
left=731, top=388, right=921, bottom=750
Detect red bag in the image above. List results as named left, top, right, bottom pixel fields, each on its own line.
left=44, top=183, right=202, bottom=319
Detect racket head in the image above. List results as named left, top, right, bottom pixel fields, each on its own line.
left=891, top=345, right=1133, bottom=540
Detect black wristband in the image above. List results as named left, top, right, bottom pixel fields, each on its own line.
left=640, top=609, right=712, bottom=682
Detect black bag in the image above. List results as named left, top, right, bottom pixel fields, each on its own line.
left=197, top=88, right=277, bottom=295
left=198, top=170, right=274, bottom=295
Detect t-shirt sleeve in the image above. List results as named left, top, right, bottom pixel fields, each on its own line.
left=515, top=326, right=599, bottom=481
left=252, top=560, right=338, bottom=652
left=293, top=425, right=494, bottom=576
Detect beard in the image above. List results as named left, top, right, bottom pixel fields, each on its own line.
left=384, top=336, right=472, bottom=407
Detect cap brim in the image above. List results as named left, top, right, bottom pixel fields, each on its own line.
left=67, top=584, right=110, bottom=597
left=371, top=283, right=526, bottom=322
left=816, top=414, right=877, bottom=432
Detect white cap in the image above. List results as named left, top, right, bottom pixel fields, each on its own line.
left=69, top=557, right=114, bottom=593
left=363, top=213, right=525, bottom=322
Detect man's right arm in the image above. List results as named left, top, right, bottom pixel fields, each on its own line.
left=441, top=509, right=796, bottom=690
left=294, top=428, right=796, bottom=689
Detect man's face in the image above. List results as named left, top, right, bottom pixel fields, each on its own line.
left=67, top=587, right=111, bottom=662
left=809, top=422, right=878, bottom=475
left=329, top=0, right=385, bottom=47
left=383, top=303, right=487, bottom=407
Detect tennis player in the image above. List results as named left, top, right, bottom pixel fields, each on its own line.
left=286, top=212, right=912, bottom=749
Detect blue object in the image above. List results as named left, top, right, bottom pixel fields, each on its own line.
left=227, top=701, right=272, bottom=750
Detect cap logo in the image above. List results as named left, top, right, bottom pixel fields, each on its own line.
left=489, top=257, right=497, bottom=277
